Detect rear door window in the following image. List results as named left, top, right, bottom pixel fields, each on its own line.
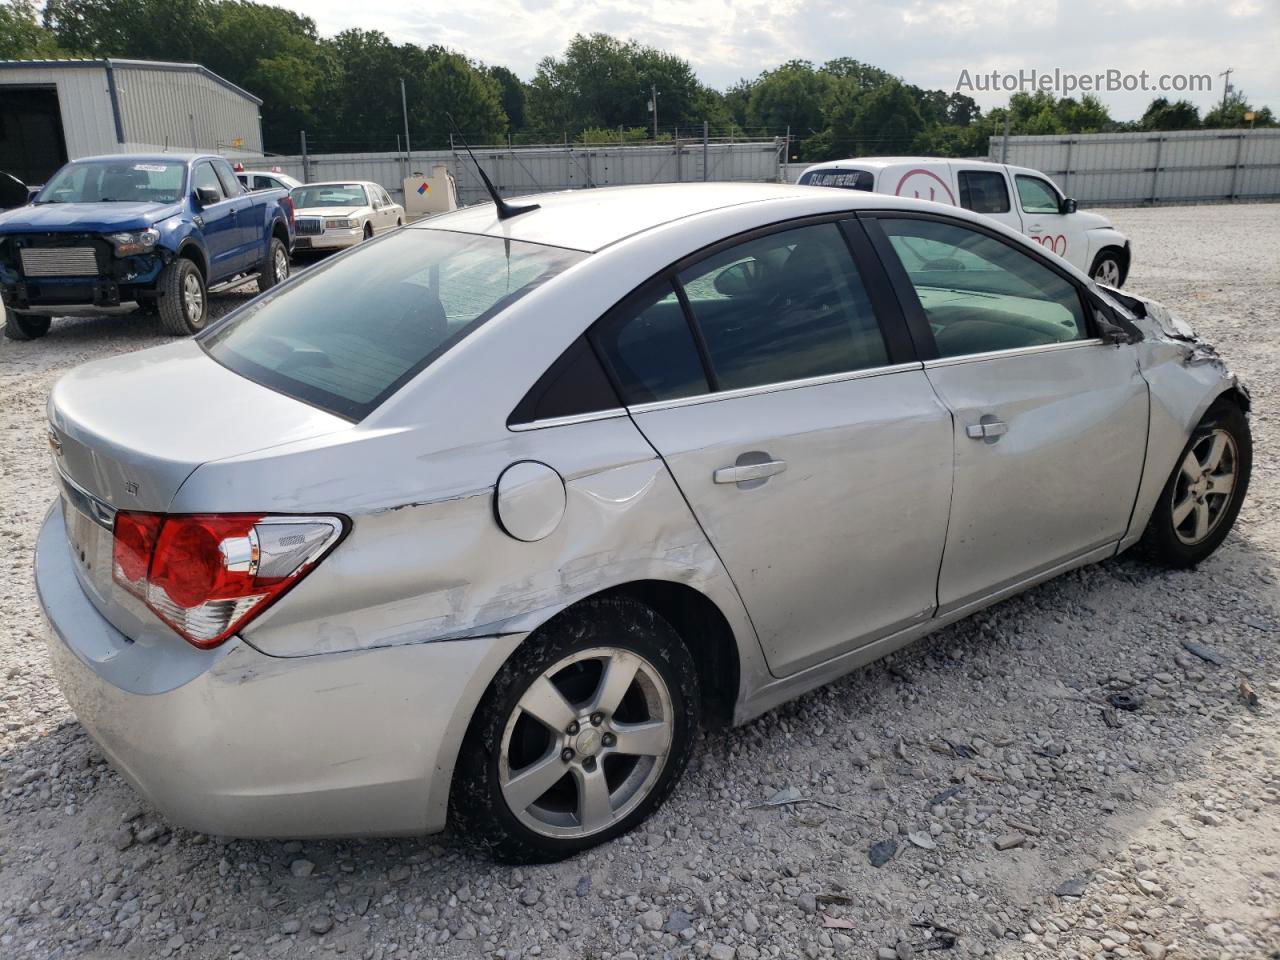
left=957, top=171, right=1011, bottom=214
left=202, top=229, right=586, bottom=420
left=676, top=222, right=889, bottom=390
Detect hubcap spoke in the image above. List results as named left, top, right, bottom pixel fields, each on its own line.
left=1193, top=501, right=1211, bottom=541
left=573, top=766, right=614, bottom=832
left=518, top=675, right=577, bottom=733
left=1206, top=472, right=1235, bottom=496
left=590, top=654, right=639, bottom=716
left=1172, top=495, right=1196, bottom=526
left=1179, top=451, right=1201, bottom=483
left=1202, top=433, right=1228, bottom=472
left=610, top=719, right=669, bottom=757
left=502, top=751, right=567, bottom=811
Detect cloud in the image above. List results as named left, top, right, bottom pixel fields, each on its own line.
left=273, top=0, right=1280, bottom=118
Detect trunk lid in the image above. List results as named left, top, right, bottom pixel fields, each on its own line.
left=48, top=339, right=348, bottom=634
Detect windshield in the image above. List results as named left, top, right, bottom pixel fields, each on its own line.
left=38, top=160, right=185, bottom=204
left=201, top=228, right=587, bottom=420
left=292, top=184, right=367, bottom=208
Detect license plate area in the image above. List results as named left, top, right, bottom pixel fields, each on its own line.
left=57, top=470, right=116, bottom=604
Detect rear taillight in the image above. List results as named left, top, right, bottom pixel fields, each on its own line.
left=112, top=512, right=344, bottom=648
left=280, top=194, right=295, bottom=226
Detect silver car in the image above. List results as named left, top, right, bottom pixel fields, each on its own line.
left=37, top=183, right=1250, bottom=862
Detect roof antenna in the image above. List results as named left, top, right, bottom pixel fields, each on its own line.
left=446, top=113, right=539, bottom=220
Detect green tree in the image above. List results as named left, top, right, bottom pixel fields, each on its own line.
left=1139, top=97, right=1200, bottom=130
left=747, top=60, right=829, bottom=136
left=0, top=0, right=65, bottom=57
left=416, top=52, right=507, bottom=147
left=830, top=79, right=923, bottom=155
left=1203, top=91, right=1275, bottom=128
left=488, top=65, right=527, bottom=133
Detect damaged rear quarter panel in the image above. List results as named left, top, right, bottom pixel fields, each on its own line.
left=179, top=415, right=761, bottom=684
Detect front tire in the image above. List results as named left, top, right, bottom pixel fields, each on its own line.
left=157, top=258, right=208, bottom=335
left=1141, top=399, right=1251, bottom=567
left=452, top=597, right=700, bottom=863
left=1090, top=249, right=1125, bottom=287
left=257, top=237, right=290, bottom=293
left=362, top=223, right=373, bottom=242
left=3, top=310, right=50, bottom=340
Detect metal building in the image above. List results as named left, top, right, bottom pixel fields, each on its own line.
left=0, top=59, right=262, bottom=185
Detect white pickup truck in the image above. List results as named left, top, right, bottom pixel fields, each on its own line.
left=797, top=157, right=1131, bottom=287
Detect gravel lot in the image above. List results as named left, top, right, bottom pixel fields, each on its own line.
left=1, top=205, right=1278, bottom=960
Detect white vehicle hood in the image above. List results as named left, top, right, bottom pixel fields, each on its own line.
left=1073, top=210, right=1116, bottom=231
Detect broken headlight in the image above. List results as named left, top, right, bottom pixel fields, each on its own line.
left=106, top=228, right=160, bottom=257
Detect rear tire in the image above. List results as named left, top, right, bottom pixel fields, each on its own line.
left=157, top=257, right=208, bottom=335
left=451, top=597, right=700, bottom=863
left=256, top=237, right=289, bottom=293
left=3, top=310, right=50, bottom=340
left=1141, top=399, right=1251, bottom=568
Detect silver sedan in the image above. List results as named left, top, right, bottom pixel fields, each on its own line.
left=37, top=183, right=1250, bottom=862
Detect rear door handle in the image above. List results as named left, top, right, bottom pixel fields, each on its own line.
left=965, top=417, right=1008, bottom=443
left=713, top=459, right=787, bottom=485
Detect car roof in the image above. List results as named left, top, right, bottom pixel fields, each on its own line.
left=804, top=157, right=1000, bottom=171
left=72, top=153, right=206, bottom=165
left=417, top=181, right=950, bottom=253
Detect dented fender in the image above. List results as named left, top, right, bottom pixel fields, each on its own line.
left=1101, top=285, right=1247, bottom=550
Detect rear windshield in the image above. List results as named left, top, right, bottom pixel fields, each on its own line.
left=201, top=228, right=586, bottom=420
left=798, top=168, right=874, bottom=191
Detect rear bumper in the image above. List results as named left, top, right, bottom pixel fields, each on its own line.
left=36, top=504, right=519, bottom=838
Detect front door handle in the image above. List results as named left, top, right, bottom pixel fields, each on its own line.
left=965, top=416, right=1008, bottom=444
left=713, top=458, right=787, bottom=485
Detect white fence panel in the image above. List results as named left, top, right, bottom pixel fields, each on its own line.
left=245, top=141, right=785, bottom=206
left=991, top=129, right=1280, bottom=205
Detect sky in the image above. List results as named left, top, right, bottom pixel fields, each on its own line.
left=273, top=0, right=1280, bottom=120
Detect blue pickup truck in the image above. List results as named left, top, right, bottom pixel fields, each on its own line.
left=0, top=153, right=295, bottom=340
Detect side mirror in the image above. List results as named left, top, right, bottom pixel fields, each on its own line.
left=1095, top=309, right=1141, bottom=346
left=1059, top=197, right=1078, bottom=215
left=195, top=186, right=220, bottom=207
left=713, top=261, right=758, bottom=298
left=0, top=171, right=30, bottom=209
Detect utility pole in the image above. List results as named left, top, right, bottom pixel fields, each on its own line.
left=1219, top=68, right=1234, bottom=113
left=400, top=78, right=412, bottom=159
left=649, top=83, right=660, bottom=140
left=1000, top=111, right=1011, bottom=162
left=300, top=129, right=309, bottom=182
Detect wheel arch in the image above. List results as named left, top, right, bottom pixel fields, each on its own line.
left=513, top=579, right=742, bottom=730
left=176, top=240, right=208, bottom=279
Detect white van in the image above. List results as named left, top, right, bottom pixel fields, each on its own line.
left=796, top=157, right=1131, bottom=287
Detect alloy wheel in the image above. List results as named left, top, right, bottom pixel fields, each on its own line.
left=273, top=246, right=289, bottom=282
left=499, top=647, right=673, bottom=839
left=182, top=272, right=205, bottom=324
left=1171, top=428, right=1238, bottom=545
left=1094, top=258, right=1121, bottom=286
